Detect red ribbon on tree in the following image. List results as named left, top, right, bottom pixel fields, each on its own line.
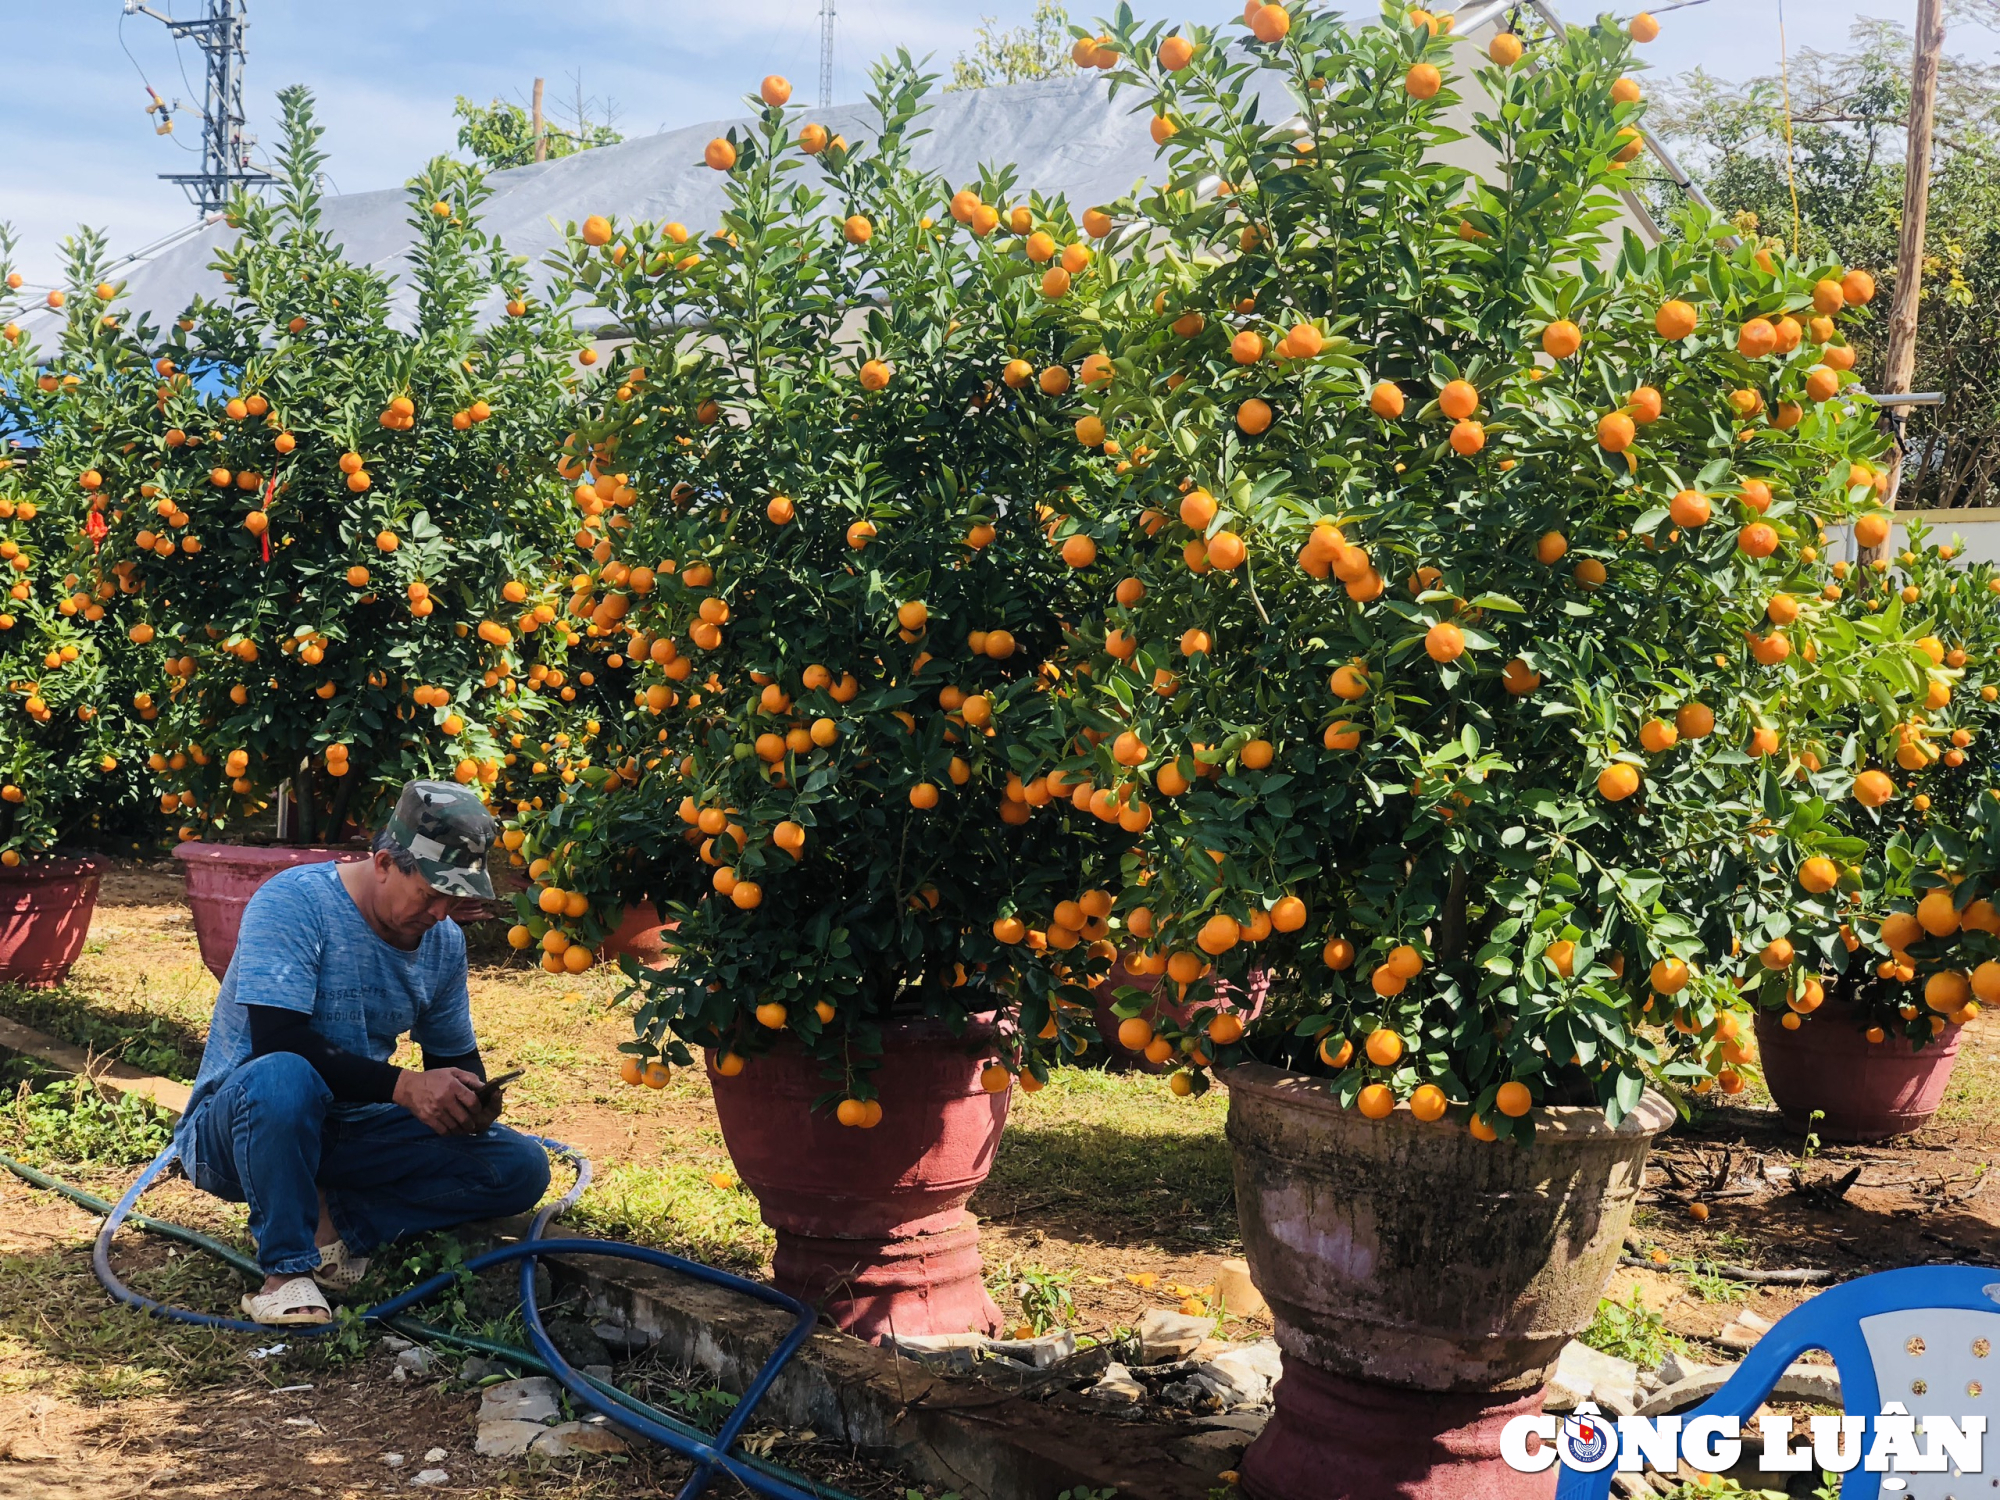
left=84, top=509, right=108, bottom=550
left=260, top=472, right=275, bottom=563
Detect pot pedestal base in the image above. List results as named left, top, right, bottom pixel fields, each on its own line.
left=1241, top=1357, right=1553, bottom=1500
left=773, top=1211, right=1004, bottom=1342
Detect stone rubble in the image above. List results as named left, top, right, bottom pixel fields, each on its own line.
left=392, top=1347, right=436, bottom=1378
left=1086, top=1362, right=1147, bottom=1404
left=1193, top=1342, right=1284, bottom=1408
left=478, top=1377, right=560, bottom=1426
left=886, top=1331, right=988, bottom=1373
left=1545, top=1341, right=1643, bottom=1414
left=474, top=1420, right=549, bottom=1459
left=529, top=1420, right=630, bottom=1457
left=985, top=1330, right=1078, bottom=1368
left=1717, top=1309, right=1775, bottom=1351
left=1134, top=1308, right=1215, bottom=1364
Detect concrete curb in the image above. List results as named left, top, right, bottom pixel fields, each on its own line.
left=0, top=1015, right=191, bottom=1116
left=543, top=1248, right=1233, bottom=1500
left=1638, top=1361, right=1842, bottom=1417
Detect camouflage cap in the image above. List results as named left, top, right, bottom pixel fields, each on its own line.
left=381, top=780, right=499, bottom=899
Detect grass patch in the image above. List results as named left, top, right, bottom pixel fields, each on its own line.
left=0, top=981, right=207, bottom=1081
left=0, top=1208, right=257, bottom=1396
left=976, top=1067, right=1235, bottom=1242
left=1580, top=1285, right=1683, bottom=1368
left=562, top=1162, right=774, bottom=1273
left=1933, top=1020, right=2000, bottom=1129
left=4, top=1072, right=176, bottom=1168
left=1674, top=1258, right=1750, bottom=1304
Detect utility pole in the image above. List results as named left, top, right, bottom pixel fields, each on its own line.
left=124, top=0, right=271, bottom=215
left=1866, top=0, right=1945, bottom=560
left=820, top=0, right=836, bottom=109
left=532, top=76, right=547, bottom=163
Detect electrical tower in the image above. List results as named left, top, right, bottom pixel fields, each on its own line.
left=819, top=0, right=835, bottom=108
left=124, top=0, right=272, bottom=215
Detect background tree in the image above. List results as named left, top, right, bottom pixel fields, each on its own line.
left=949, top=1, right=1078, bottom=90
left=1651, top=17, right=2000, bottom=507
left=0, top=227, right=164, bottom=862
left=98, top=88, right=579, bottom=846
left=454, top=75, right=623, bottom=172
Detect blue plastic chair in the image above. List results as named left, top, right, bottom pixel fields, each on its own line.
left=1555, top=1265, right=2000, bottom=1500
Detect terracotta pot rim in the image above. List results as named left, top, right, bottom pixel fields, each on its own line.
left=709, top=1013, right=1008, bottom=1067
left=1219, top=1059, right=1677, bottom=1139
left=0, top=854, right=109, bottom=883
left=173, top=841, right=363, bottom=867
left=1759, top=996, right=1961, bottom=1043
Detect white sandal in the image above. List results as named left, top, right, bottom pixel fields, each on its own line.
left=311, top=1238, right=371, bottom=1293
left=242, top=1275, right=332, bottom=1326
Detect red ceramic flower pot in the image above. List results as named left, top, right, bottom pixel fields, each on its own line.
left=706, top=1018, right=1010, bottom=1341
left=597, top=902, right=675, bottom=967
left=0, top=855, right=108, bottom=987
left=1091, top=961, right=1190, bottom=1072
left=1222, top=1061, right=1672, bottom=1500
left=1755, top=1002, right=1962, bottom=1143
left=174, top=843, right=356, bottom=980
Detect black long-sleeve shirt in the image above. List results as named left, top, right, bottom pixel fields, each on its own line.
left=246, top=1004, right=484, bottom=1104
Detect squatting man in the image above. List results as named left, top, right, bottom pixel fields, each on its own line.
left=174, top=780, right=550, bottom=1325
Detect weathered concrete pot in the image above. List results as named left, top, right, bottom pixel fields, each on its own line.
left=1755, top=1002, right=1961, bottom=1143
left=0, top=855, right=107, bottom=986
left=1222, top=1062, right=1674, bottom=1500
left=174, top=843, right=355, bottom=980
left=706, top=1018, right=1010, bottom=1341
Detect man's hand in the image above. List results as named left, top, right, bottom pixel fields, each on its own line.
left=393, top=1067, right=486, bottom=1136
left=468, top=1079, right=506, bottom=1133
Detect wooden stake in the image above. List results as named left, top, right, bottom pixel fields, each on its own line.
left=532, top=76, right=547, bottom=164
left=1867, top=0, right=1945, bottom=559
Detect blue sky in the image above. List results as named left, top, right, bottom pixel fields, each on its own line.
left=0, top=0, right=1990, bottom=286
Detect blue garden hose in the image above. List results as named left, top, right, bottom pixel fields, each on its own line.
left=2, top=1138, right=861, bottom=1500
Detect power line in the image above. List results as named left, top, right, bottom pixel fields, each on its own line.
left=117, top=9, right=198, bottom=153
left=122, top=0, right=273, bottom=217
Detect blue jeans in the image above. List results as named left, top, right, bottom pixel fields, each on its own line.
left=187, top=1052, right=552, bottom=1276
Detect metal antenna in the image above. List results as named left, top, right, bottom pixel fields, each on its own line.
left=123, top=0, right=272, bottom=215
left=819, top=0, right=835, bottom=108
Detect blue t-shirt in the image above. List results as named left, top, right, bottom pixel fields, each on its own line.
left=175, top=861, right=475, bottom=1174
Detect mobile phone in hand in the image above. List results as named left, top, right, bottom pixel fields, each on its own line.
left=476, top=1068, right=523, bottom=1106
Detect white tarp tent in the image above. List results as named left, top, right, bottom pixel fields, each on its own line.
left=26, top=21, right=1669, bottom=340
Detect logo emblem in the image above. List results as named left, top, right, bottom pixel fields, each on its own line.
left=1558, top=1402, right=1617, bottom=1471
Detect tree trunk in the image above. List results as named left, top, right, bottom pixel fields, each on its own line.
left=1867, top=0, right=1945, bottom=561
left=326, top=764, right=357, bottom=845
left=531, top=77, right=546, bottom=164
left=1437, top=862, right=1470, bottom=966
left=295, top=761, right=318, bottom=846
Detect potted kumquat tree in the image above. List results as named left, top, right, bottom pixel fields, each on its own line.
left=508, top=61, right=1139, bottom=1338
left=976, top=3, right=1941, bottom=1492
left=0, top=228, right=160, bottom=983
left=84, top=90, right=579, bottom=976
left=1746, top=521, right=2000, bottom=1141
